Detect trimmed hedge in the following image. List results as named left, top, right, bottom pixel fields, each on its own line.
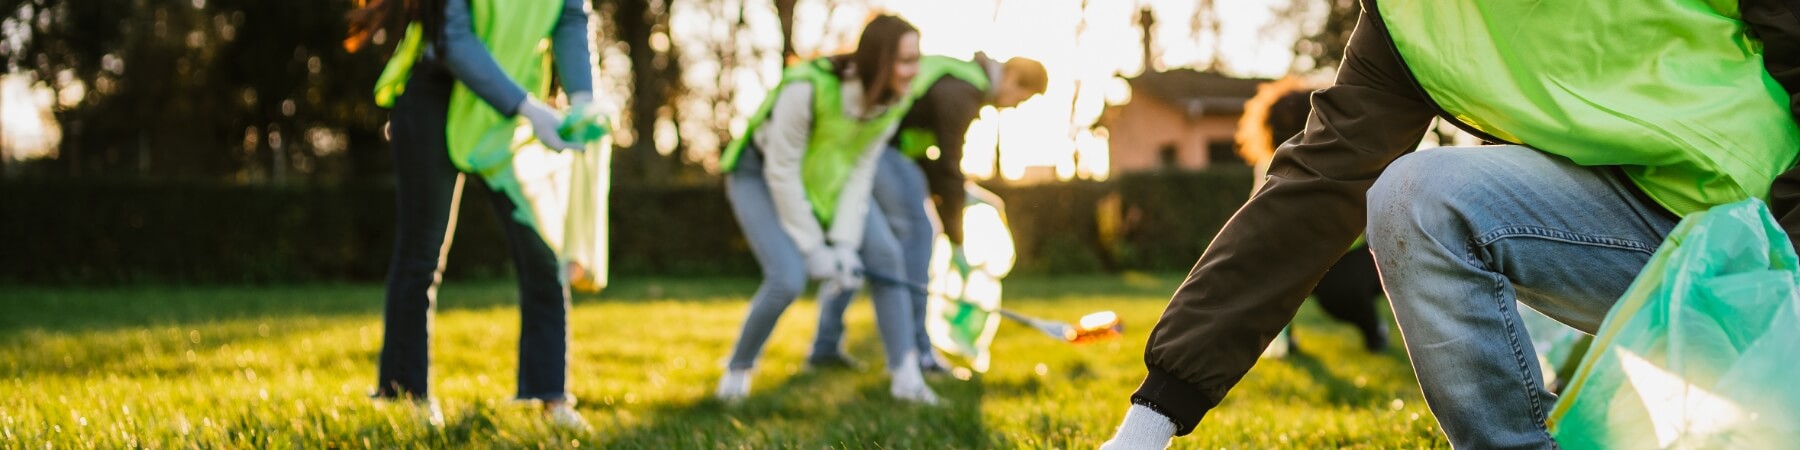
left=0, top=168, right=1251, bottom=285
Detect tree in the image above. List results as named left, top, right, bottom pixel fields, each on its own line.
left=1272, top=0, right=1359, bottom=74
left=774, top=0, right=796, bottom=64
left=1, top=0, right=387, bottom=182
left=594, top=0, right=689, bottom=184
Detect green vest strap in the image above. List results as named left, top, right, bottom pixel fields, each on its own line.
left=898, top=56, right=992, bottom=159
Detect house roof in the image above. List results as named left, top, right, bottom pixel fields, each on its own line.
left=1126, top=69, right=1270, bottom=117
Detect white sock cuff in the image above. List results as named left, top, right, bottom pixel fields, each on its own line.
left=1101, top=404, right=1176, bottom=450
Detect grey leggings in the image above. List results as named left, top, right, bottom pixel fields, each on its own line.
left=812, top=148, right=937, bottom=359
left=724, top=145, right=917, bottom=371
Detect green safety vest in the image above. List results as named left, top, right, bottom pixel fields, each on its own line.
left=1378, top=0, right=1800, bottom=215
left=720, top=58, right=912, bottom=225
left=896, top=56, right=993, bottom=159
left=371, top=0, right=589, bottom=230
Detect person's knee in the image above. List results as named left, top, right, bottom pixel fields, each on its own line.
left=761, top=270, right=808, bottom=301
left=859, top=237, right=907, bottom=276
left=1366, top=150, right=1475, bottom=251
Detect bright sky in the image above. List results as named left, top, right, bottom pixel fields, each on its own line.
left=758, top=0, right=1301, bottom=181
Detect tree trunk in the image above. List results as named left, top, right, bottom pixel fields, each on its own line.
left=611, top=0, right=670, bottom=183
left=775, top=0, right=797, bottom=64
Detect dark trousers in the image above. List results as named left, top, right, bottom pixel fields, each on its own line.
left=376, top=63, right=571, bottom=402
left=1313, top=246, right=1385, bottom=336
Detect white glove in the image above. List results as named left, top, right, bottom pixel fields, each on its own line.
left=568, top=92, right=594, bottom=110
left=804, top=246, right=839, bottom=281
left=515, top=96, right=579, bottom=151
left=831, top=245, right=863, bottom=292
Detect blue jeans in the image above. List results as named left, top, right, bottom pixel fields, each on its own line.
left=812, top=149, right=938, bottom=359
left=377, top=63, right=572, bottom=402
left=1366, top=146, right=1677, bottom=449
left=724, top=145, right=918, bottom=371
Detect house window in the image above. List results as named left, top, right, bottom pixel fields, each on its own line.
left=1208, top=141, right=1241, bottom=166
left=1159, top=143, right=1179, bottom=168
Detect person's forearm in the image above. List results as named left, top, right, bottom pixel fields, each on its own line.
left=927, top=165, right=965, bottom=244
left=761, top=85, right=828, bottom=253
left=1129, top=5, right=1436, bottom=435
left=552, top=0, right=595, bottom=95
left=930, top=95, right=978, bottom=244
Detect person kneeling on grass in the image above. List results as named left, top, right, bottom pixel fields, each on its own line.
left=1101, top=0, right=1800, bottom=448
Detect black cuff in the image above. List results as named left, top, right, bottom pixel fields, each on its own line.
left=1129, top=365, right=1217, bottom=437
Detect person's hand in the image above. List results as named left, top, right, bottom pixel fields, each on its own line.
left=515, top=96, right=579, bottom=151
left=557, top=92, right=610, bottom=149
left=831, top=245, right=863, bottom=291
left=804, top=246, right=839, bottom=281
left=950, top=244, right=972, bottom=276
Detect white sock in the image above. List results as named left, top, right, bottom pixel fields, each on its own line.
left=889, top=352, right=940, bottom=405
left=1099, top=404, right=1176, bottom=450
left=716, top=369, right=751, bottom=400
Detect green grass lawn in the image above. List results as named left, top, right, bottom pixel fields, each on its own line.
left=1, top=275, right=1448, bottom=448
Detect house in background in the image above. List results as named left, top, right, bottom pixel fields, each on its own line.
left=1096, top=69, right=1268, bottom=175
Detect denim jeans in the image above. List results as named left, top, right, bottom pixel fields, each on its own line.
left=1366, top=146, right=1678, bottom=449
left=724, top=144, right=917, bottom=371
left=812, top=148, right=938, bottom=359
left=377, top=63, right=572, bottom=402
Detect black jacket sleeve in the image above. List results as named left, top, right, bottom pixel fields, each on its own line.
left=1129, top=4, right=1437, bottom=435
left=1745, top=0, right=1800, bottom=254
left=906, top=78, right=986, bottom=244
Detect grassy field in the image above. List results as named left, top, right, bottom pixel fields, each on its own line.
left=1, top=275, right=1448, bottom=448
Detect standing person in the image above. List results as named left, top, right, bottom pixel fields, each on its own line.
left=1236, top=78, right=1389, bottom=357
left=346, top=0, right=597, bottom=428
left=807, top=53, right=1048, bottom=373
left=713, top=15, right=939, bottom=404
left=1100, top=0, right=1800, bottom=448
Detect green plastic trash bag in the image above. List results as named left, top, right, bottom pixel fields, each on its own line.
left=926, top=184, right=1015, bottom=373
left=1547, top=199, right=1800, bottom=449
left=1520, top=304, right=1591, bottom=390
left=512, top=110, right=613, bottom=293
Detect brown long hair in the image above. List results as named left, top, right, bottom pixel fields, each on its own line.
left=344, top=0, right=446, bottom=54
left=837, top=15, right=917, bottom=111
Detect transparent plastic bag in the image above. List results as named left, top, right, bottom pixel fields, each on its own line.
left=1548, top=199, right=1800, bottom=449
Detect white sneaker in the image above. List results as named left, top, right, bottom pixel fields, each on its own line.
left=715, top=369, right=752, bottom=401
left=890, top=356, right=941, bottom=405
left=422, top=399, right=446, bottom=428
left=545, top=401, right=590, bottom=430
